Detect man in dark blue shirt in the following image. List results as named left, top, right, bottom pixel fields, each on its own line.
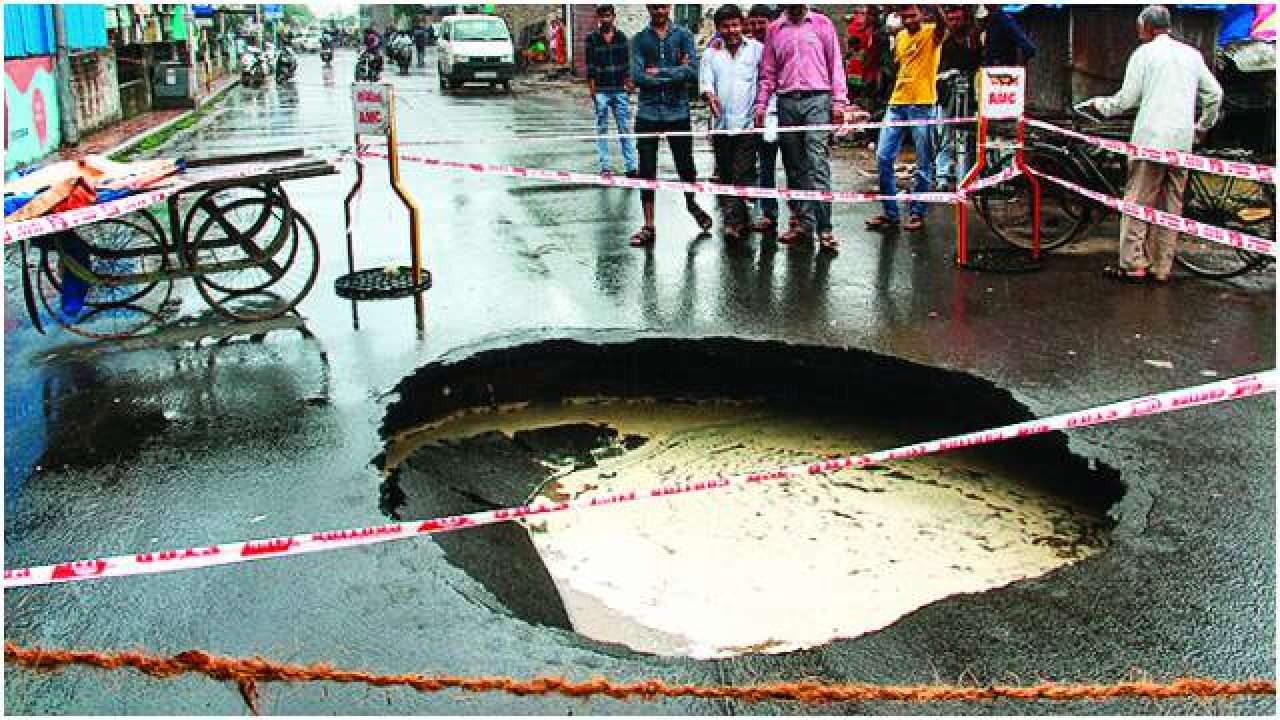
left=585, top=5, right=638, bottom=178
left=628, top=4, right=712, bottom=248
left=981, top=5, right=1036, bottom=66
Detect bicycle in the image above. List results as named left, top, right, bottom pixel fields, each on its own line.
left=973, top=105, right=1275, bottom=279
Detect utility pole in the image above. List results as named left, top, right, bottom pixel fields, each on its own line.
left=51, top=4, right=80, bottom=146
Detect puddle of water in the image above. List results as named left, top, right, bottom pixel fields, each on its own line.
left=388, top=398, right=1110, bottom=660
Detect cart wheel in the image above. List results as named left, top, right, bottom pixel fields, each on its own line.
left=191, top=205, right=320, bottom=322
left=186, top=192, right=295, bottom=294
left=35, top=255, right=173, bottom=340
left=180, top=184, right=287, bottom=259
left=37, top=211, right=167, bottom=301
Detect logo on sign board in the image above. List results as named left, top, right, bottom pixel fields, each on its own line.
left=979, top=67, right=1025, bottom=120
left=352, top=82, right=391, bottom=136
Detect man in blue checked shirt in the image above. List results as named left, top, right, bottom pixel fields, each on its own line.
left=628, top=4, right=713, bottom=248
left=585, top=5, right=638, bottom=178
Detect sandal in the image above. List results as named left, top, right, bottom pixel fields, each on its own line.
left=1102, top=265, right=1148, bottom=283
left=818, top=232, right=839, bottom=253
left=629, top=226, right=656, bottom=248
left=779, top=227, right=813, bottom=246
left=864, top=215, right=898, bottom=231
left=689, top=204, right=713, bottom=232
left=902, top=214, right=924, bottom=232
left=751, top=216, right=777, bottom=234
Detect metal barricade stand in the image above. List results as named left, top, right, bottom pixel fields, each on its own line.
left=955, top=66, right=1042, bottom=273
left=338, top=83, right=431, bottom=333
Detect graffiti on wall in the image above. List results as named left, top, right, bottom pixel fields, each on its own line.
left=5, top=56, right=62, bottom=172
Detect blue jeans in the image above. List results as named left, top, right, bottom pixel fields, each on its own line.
left=877, top=104, right=935, bottom=220
left=594, top=90, right=637, bottom=173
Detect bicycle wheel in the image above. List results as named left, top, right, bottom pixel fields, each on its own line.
left=1176, top=173, right=1274, bottom=279
left=973, top=149, right=1092, bottom=252
left=191, top=203, right=319, bottom=322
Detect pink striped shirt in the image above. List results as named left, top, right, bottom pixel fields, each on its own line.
left=754, top=10, right=848, bottom=112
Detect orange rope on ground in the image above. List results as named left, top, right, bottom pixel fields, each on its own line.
left=6, top=642, right=1274, bottom=715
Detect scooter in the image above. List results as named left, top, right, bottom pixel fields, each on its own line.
left=390, top=36, right=414, bottom=76
left=240, top=48, right=268, bottom=87
left=275, top=45, right=297, bottom=83
left=355, top=49, right=381, bottom=82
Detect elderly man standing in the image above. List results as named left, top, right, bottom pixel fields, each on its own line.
left=754, top=4, right=859, bottom=252
left=1085, top=5, right=1222, bottom=283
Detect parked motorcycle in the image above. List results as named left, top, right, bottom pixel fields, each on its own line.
left=240, top=48, right=268, bottom=87
left=275, top=46, right=297, bottom=83
left=354, top=50, right=381, bottom=82
left=390, top=35, right=414, bottom=76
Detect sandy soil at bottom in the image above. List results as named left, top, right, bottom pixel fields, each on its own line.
left=394, top=398, right=1108, bottom=659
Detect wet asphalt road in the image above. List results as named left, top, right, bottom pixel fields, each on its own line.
left=3, top=48, right=1275, bottom=714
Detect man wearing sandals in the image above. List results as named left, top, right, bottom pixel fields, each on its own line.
left=700, top=5, right=763, bottom=242
left=1083, top=4, right=1222, bottom=284
left=754, top=4, right=860, bottom=252
left=866, top=5, right=944, bottom=234
left=629, top=4, right=713, bottom=248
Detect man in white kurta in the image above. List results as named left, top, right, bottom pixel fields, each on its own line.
left=1086, top=4, right=1223, bottom=282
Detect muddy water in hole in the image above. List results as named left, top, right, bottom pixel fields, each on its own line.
left=389, top=398, right=1109, bottom=659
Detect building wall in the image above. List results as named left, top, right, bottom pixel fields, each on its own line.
left=1068, top=6, right=1219, bottom=106
left=67, top=47, right=121, bottom=136
left=4, top=56, right=62, bottom=171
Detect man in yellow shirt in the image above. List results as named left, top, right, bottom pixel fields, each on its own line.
left=865, top=5, right=944, bottom=233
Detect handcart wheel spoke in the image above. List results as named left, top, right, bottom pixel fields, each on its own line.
left=35, top=256, right=173, bottom=340
left=193, top=205, right=320, bottom=322
left=180, top=184, right=284, bottom=254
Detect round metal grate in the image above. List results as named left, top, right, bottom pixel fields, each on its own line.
left=957, top=247, right=1044, bottom=274
left=334, top=267, right=432, bottom=300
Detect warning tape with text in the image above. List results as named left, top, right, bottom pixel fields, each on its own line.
left=358, top=149, right=1021, bottom=205
left=1025, top=118, right=1275, bottom=184
left=4, top=370, right=1272, bottom=590
left=1033, top=169, right=1275, bottom=256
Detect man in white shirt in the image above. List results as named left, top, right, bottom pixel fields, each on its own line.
left=701, top=4, right=764, bottom=241
left=1085, top=5, right=1223, bottom=283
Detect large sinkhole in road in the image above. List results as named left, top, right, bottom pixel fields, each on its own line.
left=380, top=338, right=1121, bottom=659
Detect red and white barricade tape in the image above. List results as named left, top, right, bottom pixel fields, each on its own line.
left=1025, top=118, right=1275, bottom=185
left=3, top=186, right=185, bottom=246
left=3, top=160, right=339, bottom=246
left=359, top=150, right=1022, bottom=205
left=4, top=370, right=1272, bottom=590
left=1033, top=170, right=1275, bottom=256
left=378, top=115, right=980, bottom=147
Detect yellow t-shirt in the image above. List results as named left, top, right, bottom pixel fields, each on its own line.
left=889, top=23, right=942, bottom=106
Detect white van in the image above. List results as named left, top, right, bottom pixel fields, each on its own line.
left=437, top=14, right=516, bottom=91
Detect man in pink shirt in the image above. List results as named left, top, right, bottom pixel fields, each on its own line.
left=753, top=4, right=862, bottom=252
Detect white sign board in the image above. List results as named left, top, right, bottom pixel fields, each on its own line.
left=979, top=66, right=1026, bottom=120
left=352, top=83, right=390, bottom=136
